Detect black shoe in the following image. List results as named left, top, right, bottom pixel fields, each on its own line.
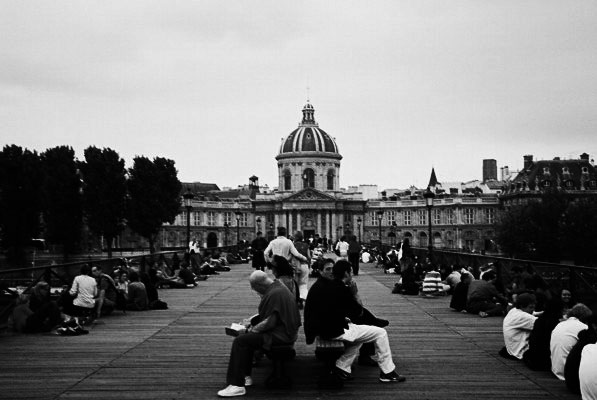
left=379, top=370, right=406, bottom=383
left=358, top=356, right=378, bottom=367
left=333, top=367, right=354, bottom=381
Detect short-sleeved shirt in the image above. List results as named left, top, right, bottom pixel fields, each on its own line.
left=551, top=317, right=588, bottom=380
left=70, top=275, right=97, bottom=309
left=503, top=307, right=537, bottom=359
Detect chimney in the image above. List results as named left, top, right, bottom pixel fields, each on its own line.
left=501, top=166, right=510, bottom=181
left=523, top=155, right=533, bottom=170
left=580, top=153, right=590, bottom=161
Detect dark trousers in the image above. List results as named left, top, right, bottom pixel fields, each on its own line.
left=226, top=333, right=265, bottom=386
left=348, top=253, right=360, bottom=275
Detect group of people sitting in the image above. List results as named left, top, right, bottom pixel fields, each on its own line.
left=501, top=292, right=596, bottom=398
left=217, top=250, right=405, bottom=397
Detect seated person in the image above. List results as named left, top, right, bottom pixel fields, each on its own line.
left=12, top=283, right=61, bottom=333
left=217, top=271, right=301, bottom=397
left=92, top=265, right=119, bottom=318
left=450, top=272, right=472, bottom=312
left=304, top=258, right=406, bottom=384
left=420, top=268, right=448, bottom=296
left=501, top=293, right=537, bottom=360
left=445, top=265, right=462, bottom=294
left=579, top=343, right=597, bottom=400
left=564, top=315, right=597, bottom=395
left=550, top=303, right=593, bottom=380
left=466, top=270, right=508, bottom=317
left=126, top=271, right=149, bottom=311
left=68, top=264, right=98, bottom=321
left=523, top=297, right=564, bottom=371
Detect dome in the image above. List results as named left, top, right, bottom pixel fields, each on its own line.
left=277, top=103, right=340, bottom=157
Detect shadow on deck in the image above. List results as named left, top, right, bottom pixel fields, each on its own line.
left=0, top=263, right=579, bottom=400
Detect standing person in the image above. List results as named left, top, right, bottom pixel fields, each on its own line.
left=322, top=236, right=329, bottom=252
left=217, top=271, right=301, bottom=397
left=347, top=235, right=361, bottom=276
left=250, top=231, right=268, bottom=271
left=263, top=226, right=308, bottom=266
left=335, top=236, right=349, bottom=260
left=292, top=231, right=311, bottom=308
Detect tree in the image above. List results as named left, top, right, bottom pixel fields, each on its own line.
left=495, top=191, right=568, bottom=262
left=0, top=145, right=44, bottom=267
left=79, top=147, right=127, bottom=258
left=127, top=156, right=182, bottom=253
left=40, top=146, right=83, bottom=261
left=559, top=197, right=597, bottom=266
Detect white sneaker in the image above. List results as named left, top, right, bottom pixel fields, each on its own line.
left=217, top=385, right=246, bottom=397
left=244, top=376, right=253, bottom=387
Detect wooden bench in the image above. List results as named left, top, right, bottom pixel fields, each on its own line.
left=314, top=337, right=346, bottom=389
left=264, top=343, right=296, bottom=389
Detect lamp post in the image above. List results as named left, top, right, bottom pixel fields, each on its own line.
left=256, top=217, right=261, bottom=236
left=269, top=223, right=274, bottom=241
left=423, top=186, right=435, bottom=261
left=357, top=217, right=362, bottom=243
left=235, top=211, right=242, bottom=245
left=376, top=210, right=383, bottom=247
left=391, top=221, right=397, bottom=246
left=224, top=222, right=229, bottom=246
left=345, top=221, right=350, bottom=236
left=183, top=188, right=194, bottom=250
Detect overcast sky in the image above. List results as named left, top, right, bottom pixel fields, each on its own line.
left=2, top=1, right=596, bottom=190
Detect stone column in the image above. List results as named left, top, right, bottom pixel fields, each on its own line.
left=331, top=213, right=338, bottom=241
left=316, top=211, right=322, bottom=237
left=274, top=213, right=279, bottom=230
left=288, top=210, right=293, bottom=235
left=296, top=212, right=302, bottom=233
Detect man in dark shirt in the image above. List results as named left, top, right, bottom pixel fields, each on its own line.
left=250, top=231, right=268, bottom=271
left=217, top=271, right=301, bottom=397
left=466, top=270, right=508, bottom=317
left=304, top=259, right=406, bottom=384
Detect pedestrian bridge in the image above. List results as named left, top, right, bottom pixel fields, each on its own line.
left=0, top=262, right=579, bottom=400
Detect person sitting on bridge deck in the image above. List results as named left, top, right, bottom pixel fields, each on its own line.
left=550, top=303, right=593, bottom=380
left=91, top=265, right=118, bottom=318
left=217, top=270, right=301, bottom=397
left=450, top=272, right=473, bottom=312
left=466, top=270, right=508, bottom=318
left=500, top=293, right=537, bottom=360
left=126, top=271, right=148, bottom=311
left=522, top=297, right=564, bottom=371
left=68, top=263, right=98, bottom=321
left=304, top=258, right=406, bottom=384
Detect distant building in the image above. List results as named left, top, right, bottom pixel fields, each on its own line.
left=500, top=153, right=597, bottom=207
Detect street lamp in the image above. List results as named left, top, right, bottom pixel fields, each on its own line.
left=356, top=217, right=362, bottom=243
left=376, top=210, right=383, bottom=247
left=269, top=223, right=274, bottom=241
left=256, top=217, right=261, bottom=236
left=182, top=188, right=194, bottom=250
left=235, top=211, right=242, bottom=245
left=223, top=222, right=230, bottom=246
left=423, top=186, right=436, bottom=260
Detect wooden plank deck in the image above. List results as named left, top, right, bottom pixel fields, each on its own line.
left=0, top=262, right=580, bottom=400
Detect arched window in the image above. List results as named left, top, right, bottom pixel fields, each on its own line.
left=283, top=170, right=291, bottom=190
left=303, top=168, right=315, bottom=188
left=327, top=169, right=335, bottom=190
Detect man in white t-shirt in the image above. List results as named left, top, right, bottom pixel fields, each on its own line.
left=550, top=304, right=593, bottom=380
left=69, top=264, right=98, bottom=316
left=579, top=343, right=597, bottom=400
left=502, top=293, right=537, bottom=359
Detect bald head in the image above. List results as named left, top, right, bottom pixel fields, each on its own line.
left=249, top=270, right=273, bottom=294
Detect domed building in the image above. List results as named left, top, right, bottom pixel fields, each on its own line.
left=254, top=102, right=366, bottom=241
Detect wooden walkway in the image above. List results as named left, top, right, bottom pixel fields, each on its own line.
left=0, top=263, right=580, bottom=400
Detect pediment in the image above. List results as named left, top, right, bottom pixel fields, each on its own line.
left=284, top=188, right=336, bottom=202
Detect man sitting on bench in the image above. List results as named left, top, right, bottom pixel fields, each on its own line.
left=217, top=271, right=301, bottom=397
left=304, top=258, right=406, bottom=384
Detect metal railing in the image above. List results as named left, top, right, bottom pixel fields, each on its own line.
left=362, top=243, right=597, bottom=306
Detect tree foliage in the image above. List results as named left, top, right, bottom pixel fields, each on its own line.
left=40, top=146, right=83, bottom=260
left=127, top=156, right=182, bottom=253
left=496, top=191, right=597, bottom=265
left=0, top=145, right=44, bottom=267
left=79, top=146, right=127, bottom=258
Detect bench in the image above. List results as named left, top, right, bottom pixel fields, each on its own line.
left=264, top=343, right=296, bottom=389
left=314, top=337, right=346, bottom=389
